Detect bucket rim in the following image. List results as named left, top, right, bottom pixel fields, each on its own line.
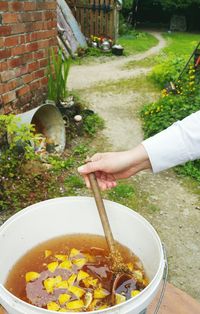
left=0, top=196, right=165, bottom=313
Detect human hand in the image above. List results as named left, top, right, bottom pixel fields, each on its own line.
left=78, top=144, right=152, bottom=190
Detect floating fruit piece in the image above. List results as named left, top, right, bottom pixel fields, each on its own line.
left=69, top=248, right=80, bottom=258
left=77, top=270, right=89, bottom=281
left=131, top=290, right=140, bottom=297
left=133, top=270, right=143, bottom=282
left=25, top=272, right=40, bottom=283
left=44, top=276, right=62, bottom=294
left=84, top=253, right=96, bottom=263
left=47, top=261, right=59, bottom=273
left=94, top=287, right=110, bottom=299
left=67, top=274, right=77, bottom=286
left=58, top=309, right=68, bottom=312
left=45, top=250, right=52, bottom=258
left=72, top=258, right=87, bottom=268
left=55, top=254, right=68, bottom=261
left=56, top=280, right=68, bottom=289
left=59, top=260, right=72, bottom=270
left=66, top=300, right=84, bottom=310
left=127, top=262, right=134, bottom=272
left=115, top=293, right=126, bottom=304
left=98, top=304, right=108, bottom=310
left=88, top=299, right=98, bottom=311
left=58, top=293, right=71, bottom=305
left=83, top=277, right=98, bottom=288
left=84, top=292, right=93, bottom=309
left=68, top=286, right=85, bottom=298
left=47, top=301, right=60, bottom=311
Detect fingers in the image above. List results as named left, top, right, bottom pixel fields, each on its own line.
left=82, top=172, right=117, bottom=191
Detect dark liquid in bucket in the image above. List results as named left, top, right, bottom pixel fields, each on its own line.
left=5, top=234, right=148, bottom=312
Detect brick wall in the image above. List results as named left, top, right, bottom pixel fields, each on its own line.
left=0, top=0, right=57, bottom=114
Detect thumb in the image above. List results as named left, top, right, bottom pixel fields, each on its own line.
left=78, top=161, right=101, bottom=174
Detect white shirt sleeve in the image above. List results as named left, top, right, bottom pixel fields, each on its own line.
left=142, top=110, right=200, bottom=173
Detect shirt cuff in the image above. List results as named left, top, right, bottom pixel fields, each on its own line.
left=142, top=123, right=189, bottom=173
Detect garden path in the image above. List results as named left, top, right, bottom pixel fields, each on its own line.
left=69, top=32, right=200, bottom=302
left=68, top=32, right=165, bottom=90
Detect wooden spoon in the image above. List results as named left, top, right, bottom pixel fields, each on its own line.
left=88, top=173, right=135, bottom=304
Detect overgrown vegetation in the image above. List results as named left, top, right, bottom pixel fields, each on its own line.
left=0, top=108, right=104, bottom=213
left=47, top=48, right=70, bottom=104
left=140, top=33, right=200, bottom=182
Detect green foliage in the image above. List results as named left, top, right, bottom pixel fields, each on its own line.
left=47, top=155, right=75, bottom=172
left=155, top=0, right=200, bottom=10
left=108, top=183, right=135, bottom=202
left=64, top=175, right=85, bottom=189
left=118, top=31, right=158, bottom=56
left=141, top=62, right=200, bottom=181
left=0, top=115, right=39, bottom=179
left=47, top=48, right=70, bottom=104
left=149, top=55, right=186, bottom=88
left=83, top=114, right=104, bottom=136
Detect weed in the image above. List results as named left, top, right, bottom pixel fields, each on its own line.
left=83, top=114, right=104, bottom=136
left=65, top=175, right=85, bottom=189
left=108, top=183, right=135, bottom=202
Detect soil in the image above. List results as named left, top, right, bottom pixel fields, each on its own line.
left=68, top=32, right=200, bottom=302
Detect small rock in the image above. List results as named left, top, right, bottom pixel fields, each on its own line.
left=74, top=115, right=82, bottom=122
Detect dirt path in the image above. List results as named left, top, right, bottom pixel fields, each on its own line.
left=68, top=32, right=165, bottom=90
left=69, top=32, right=200, bottom=302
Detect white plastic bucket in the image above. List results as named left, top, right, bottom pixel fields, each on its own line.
left=0, top=197, right=165, bottom=314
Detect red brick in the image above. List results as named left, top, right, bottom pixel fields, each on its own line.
left=0, top=70, right=16, bottom=82
left=0, top=38, right=4, bottom=48
left=12, top=45, right=26, bottom=57
left=2, top=91, right=17, bottom=104
left=10, top=2, right=23, bottom=12
left=46, top=20, right=57, bottom=29
left=0, top=61, right=8, bottom=72
left=0, top=2, right=8, bottom=11
left=34, top=50, right=45, bottom=59
left=3, top=13, right=19, bottom=24
left=16, top=85, right=30, bottom=97
left=26, top=42, right=38, bottom=52
left=23, top=73, right=34, bottom=84
left=34, top=69, right=45, bottom=80
left=9, top=57, right=23, bottom=68
left=32, top=21, right=44, bottom=31
left=39, top=58, right=48, bottom=68
left=0, top=48, right=11, bottom=60
left=30, top=32, right=38, bottom=42
left=16, top=65, right=28, bottom=77
left=28, top=61, right=38, bottom=72
left=1, top=79, right=20, bottom=94
left=19, top=35, right=26, bottom=44
left=38, top=39, right=50, bottom=49
left=11, top=24, right=26, bottom=35
left=22, top=53, right=33, bottom=64
left=40, top=77, right=48, bottom=86
left=5, top=36, right=19, bottom=47
left=30, top=79, right=40, bottom=90
left=37, top=2, right=57, bottom=10
left=24, top=2, right=37, bottom=11
left=43, top=11, right=56, bottom=21
left=0, top=26, right=12, bottom=36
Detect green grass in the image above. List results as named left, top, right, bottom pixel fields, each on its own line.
left=118, top=31, right=158, bottom=56
left=124, top=56, right=158, bottom=70
left=162, top=32, right=200, bottom=57
left=85, top=75, right=159, bottom=94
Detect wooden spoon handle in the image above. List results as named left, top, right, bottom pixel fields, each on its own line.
left=88, top=173, right=116, bottom=254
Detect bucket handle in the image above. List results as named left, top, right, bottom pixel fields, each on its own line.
left=152, top=243, right=168, bottom=314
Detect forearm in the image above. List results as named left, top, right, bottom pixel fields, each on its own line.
left=142, top=110, right=200, bottom=173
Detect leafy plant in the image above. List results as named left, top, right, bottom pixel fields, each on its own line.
left=47, top=48, right=70, bottom=104
left=83, top=114, right=104, bottom=136
left=108, top=183, right=135, bottom=202
left=149, top=54, right=186, bottom=88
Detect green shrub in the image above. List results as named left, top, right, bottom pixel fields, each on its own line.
left=83, top=114, right=104, bottom=136
left=141, top=64, right=200, bottom=182
left=149, top=54, right=186, bottom=88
